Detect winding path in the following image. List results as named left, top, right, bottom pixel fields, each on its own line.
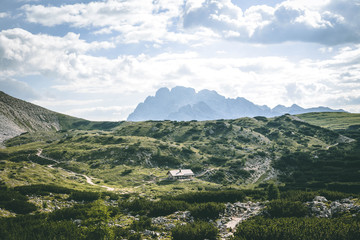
left=36, top=149, right=116, bottom=191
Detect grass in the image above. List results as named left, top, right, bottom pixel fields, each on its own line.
left=298, top=112, right=360, bottom=130
left=1, top=113, right=359, bottom=197
left=0, top=160, right=101, bottom=191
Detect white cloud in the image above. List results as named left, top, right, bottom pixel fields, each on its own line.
left=0, top=28, right=114, bottom=78
left=1, top=27, right=359, bottom=115
left=319, top=47, right=333, bottom=53
left=183, top=0, right=360, bottom=45
left=21, top=0, right=359, bottom=45
left=0, top=12, right=9, bottom=18
left=17, top=0, right=40, bottom=2
left=32, top=99, right=102, bottom=107
left=21, top=0, right=197, bottom=44
left=65, top=105, right=135, bottom=121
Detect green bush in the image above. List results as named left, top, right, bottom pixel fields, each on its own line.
left=69, top=191, right=100, bottom=202
left=317, top=190, right=354, bottom=201
left=0, top=213, right=123, bottom=240
left=189, top=202, right=225, bottom=220
left=14, top=184, right=72, bottom=195
left=148, top=200, right=189, bottom=217
left=121, top=169, right=133, bottom=176
left=151, top=155, right=181, bottom=167
left=169, top=190, right=246, bottom=203
left=0, top=189, right=27, bottom=202
left=171, top=221, right=218, bottom=240
left=130, top=216, right=152, bottom=231
left=267, top=184, right=280, bottom=200
left=50, top=205, right=88, bottom=221
left=266, top=200, right=308, bottom=218
left=208, top=156, right=228, bottom=165
left=3, top=200, right=37, bottom=214
left=234, top=216, right=360, bottom=240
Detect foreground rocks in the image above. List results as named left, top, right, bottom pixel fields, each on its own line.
left=307, top=196, right=360, bottom=218
left=218, top=201, right=266, bottom=239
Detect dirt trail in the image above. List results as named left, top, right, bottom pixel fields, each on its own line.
left=36, top=149, right=116, bottom=191
left=36, top=149, right=59, bottom=163
left=82, top=174, right=115, bottom=191
left=83, top=174, right=95, bottom=185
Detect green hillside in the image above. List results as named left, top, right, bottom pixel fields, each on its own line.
left=1, top=111, right=359, bottom=239
left=2, top=114, right=358, bottom=193
left=298, top=112, right=360, bottom=130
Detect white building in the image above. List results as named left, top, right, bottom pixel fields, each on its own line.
left=167, top=169, right=194, bottom=180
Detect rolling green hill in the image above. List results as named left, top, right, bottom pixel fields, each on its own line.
left=2, top=113, right=359, bottom=194
left=298, top=112, right=360, bottom=130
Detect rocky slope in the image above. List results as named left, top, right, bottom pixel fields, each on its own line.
left=128, top=86, right=345, bottom=121
left=0, top=91, right=125, bottom=144
left=0, top=91, right=64, bottom=143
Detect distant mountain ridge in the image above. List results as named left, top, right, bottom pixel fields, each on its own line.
left=127, top=86, right=345, bottom=121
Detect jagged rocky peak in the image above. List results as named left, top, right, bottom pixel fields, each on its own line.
left=290, top=104, right=304, bottom=112
left=171, top=86, right=196, bottom=97
left=155, top=87, right=170, bottom=97
left=127, top=86, right=346, bottom=121
left=273, top=104, right=287, bottom=112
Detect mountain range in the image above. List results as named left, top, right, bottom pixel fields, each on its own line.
left=127, top=86, right=345, bottom=121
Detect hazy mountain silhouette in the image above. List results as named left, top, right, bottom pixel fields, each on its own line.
left=127, top=86, right=345, bottom=121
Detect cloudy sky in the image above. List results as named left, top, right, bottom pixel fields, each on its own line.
left=1, top=0, right=360, bottom=120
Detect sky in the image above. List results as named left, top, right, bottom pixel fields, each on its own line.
left=0, top=0, right=360, bottom=121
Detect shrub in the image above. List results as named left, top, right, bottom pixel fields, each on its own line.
left=50, top=206, right=87, bottom=221
left=189, top=202, right=225, bottom=220
left=171, top=221, right=218, bottom=240
left=148, top=200, right=189, bottom=217
left=280, top=190, right=317, bottom=202
left=69, top=191, right=100, bottom=202
left=130, top=216, right=152, bottom=231
left=266, top=200, right=308, bottom=218
left=234, top=216, right=360, bottom=240
left=14, top=184, right=72, bottom=195
left=208, top=156, right=228, bottom=165
left=317, top=190, right=353, bottom=201
left=0, top=189, right=27, bottom=202
left=169, top=190, right=246, bottom=203
left=151, top=155, right=181, bottom=167
left=267, top=184, right=280, bottom=200
left=4, top=200, right=37, bottom=214
left=121, top=198, right=152, bottom=214
left=121, top=169, right=133, bottom=176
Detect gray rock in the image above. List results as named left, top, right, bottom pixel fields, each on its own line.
left=340, top=198, right=353, bottom=204
left=143, top=230, right=155, bottom=236
left=307, top=196, right=360, bottom=218
left=73, top=219, right=82, bottom=225
left=164, top=223, right=175, bottom=230
left=313, top=196, right=328, bottom=202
